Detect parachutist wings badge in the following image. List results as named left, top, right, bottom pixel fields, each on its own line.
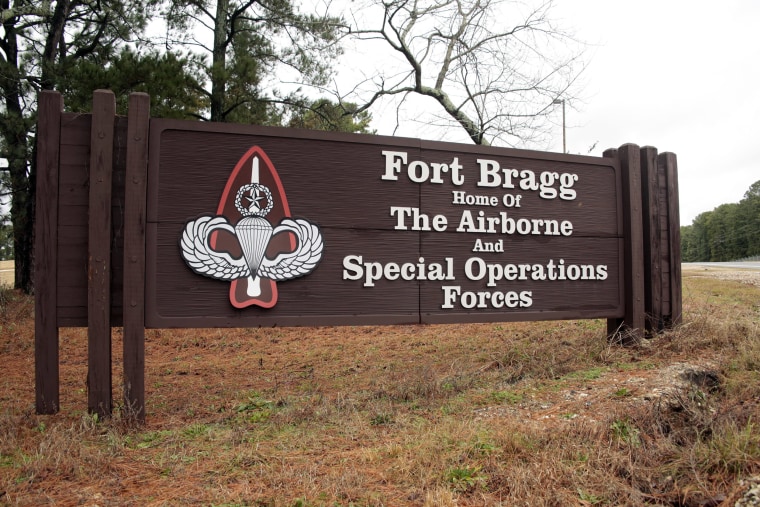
left=180, top=146, right=324, bottom=308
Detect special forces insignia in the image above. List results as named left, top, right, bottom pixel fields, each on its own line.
left=180, top=146, right=324, bottom=308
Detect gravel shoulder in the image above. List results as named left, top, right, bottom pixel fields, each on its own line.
left=682, top=263, right=760, bottom=287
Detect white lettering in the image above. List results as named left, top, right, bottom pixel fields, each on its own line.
left=389, top=206, right=412, bottom=230
left=442, top=286, right=461, bottom=309
left=390, top=206, right=448, bottom=231
left=342, top=255, right=364, bottom=281
left=464, top=257, right=486, bottom=282
left=472, top=238, right=504, bottom=252
left=462, top=258, right=609, bottom=284
left=475, top=159, right=578, bottom=201
left=381, top=151, right=407, bottom=181
left=408, top=160, right=429, bottom=183
left=456, top=210, right=573, bottom=237
left=343, top=256, right=455, bottom=287
left=451, top=190, right=499, bottom=207
left=519, top=169, right=540, bottom=191
left=441, top=286, right=534, bottom=310
left=502, top=194, right=522, bottom=208
left=559, top=173, right=579, bottom=200
left=449, top=158, right=465, bottom=185
left=381, top=151, right=465, bottom=186
left=539, top=172, right=559, bottom=199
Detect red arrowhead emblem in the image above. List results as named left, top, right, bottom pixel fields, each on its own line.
left=211, top=146, right=295, bottom=308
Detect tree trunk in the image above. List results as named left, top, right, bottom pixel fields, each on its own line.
left=1, top=7, right=33, bottom=292
left=4, top=109, right=32, bottom=294
left=9, top=156, right=32, bottom=292
left=210, top=0, right=229, bottom=122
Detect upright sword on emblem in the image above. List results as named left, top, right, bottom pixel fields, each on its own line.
left=235, top=156, right=272, bottom=297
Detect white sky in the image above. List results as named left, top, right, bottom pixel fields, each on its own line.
left=353, top=0, right=760, bottom=225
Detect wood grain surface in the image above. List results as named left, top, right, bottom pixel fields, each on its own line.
left=145, top=120, right=623, bottom=327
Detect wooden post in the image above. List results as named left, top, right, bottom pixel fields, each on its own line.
left=605, top=145, right=645, bottom=343
left=88, top=90, right=116, bottom=417
left=640, top=146, right=663, bottom=333
left=35, top=91, right=63, bottom=414
left=660, top=152, right=682, bottom=327
left=604, top=148, right=623, bottom=338
left=123, top=93, right=150, bottom=422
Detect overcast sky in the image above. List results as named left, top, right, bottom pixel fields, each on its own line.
left=356, top=0, right=760, bottom=225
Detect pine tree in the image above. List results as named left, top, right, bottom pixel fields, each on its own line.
left=0, top=0, right=202, bottom=291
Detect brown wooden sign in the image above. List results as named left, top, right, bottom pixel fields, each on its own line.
left=146, top=119, right=624, bottom=327
left=34, top=90, right=682, bottom=420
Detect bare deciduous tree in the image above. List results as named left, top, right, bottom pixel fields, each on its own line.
left=338, top=0, right=586, bottom=147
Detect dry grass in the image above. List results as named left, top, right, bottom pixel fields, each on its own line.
left=1, top=269, right=759, bottom=506
left=0, top=261, right=13, bottom=288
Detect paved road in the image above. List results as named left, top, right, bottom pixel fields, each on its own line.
left=684, top=262, right=760, bottom=271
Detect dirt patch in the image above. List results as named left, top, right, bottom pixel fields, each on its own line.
left=473, top=359, right=721, bottom=427
left=683, top=264, right=760, bottom=287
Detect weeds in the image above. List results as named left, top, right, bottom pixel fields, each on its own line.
left=578, top=488, right=604, bottom=505
left=563, top=366, right=607, bottom=381
left=490, top=389, right=523, bottom=404
left=445, top=465, right=487, bottom=492
left=692, top=419, right=760, bottom=476
left=610, top=418, right=641, bottom=447
left=369, top=413, right=394, bottom=426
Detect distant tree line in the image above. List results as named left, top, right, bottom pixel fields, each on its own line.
left=681, top=180, right=760, bottom=262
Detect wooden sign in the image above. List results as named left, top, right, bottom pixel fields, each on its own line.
left=146, top=120, right=624, bottom=327
left=34, top=90, right=682, bottom=420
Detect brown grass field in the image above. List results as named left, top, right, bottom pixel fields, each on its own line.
left=0, top=261, right=13, bottom=288
left=1, top=266, right=759, bottom=506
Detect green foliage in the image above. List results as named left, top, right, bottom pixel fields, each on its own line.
left=0, top=209, right=12, bottom=261
left=696, top=420, right=760, bottom=476
left=610, top=418, right=640, bottom=447
left=577, top=489, right=604, bottom=505
left=445, top=465, right=487, bottom=492
left=164, top=0, right=343, bottom=125
left=287, top=99, right=375, bottom=134
left=682, top=179, right=760, bottom=261
left=0, top=0, right=173, bottom=291
left=235, top=393, right=275, bottom=423
left=491, top=390, right=523, bottom=404
left=59, top=49, right=208, bottom=119
left=369, top=413, right=394, bottom=426
left=562, top=367, right=606, bottom=381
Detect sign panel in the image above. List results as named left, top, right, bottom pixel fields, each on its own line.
left=146, top=120, right=623, bottom=327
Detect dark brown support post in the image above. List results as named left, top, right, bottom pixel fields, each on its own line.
left=660, top=152, right=682, bottom=327
left=123, top=93, right=150, bottom=422
left=34, top=91, right=63, bottom=414
left=605, top=144, right=645, bottom=343
left=640, top=146, right=663, bottom=333
left=604, top=148, right=623, bottom=338
left=88, top=90, right=116, bottom=417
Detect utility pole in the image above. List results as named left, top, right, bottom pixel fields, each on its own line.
left=553, top=99, right=566, bottom=153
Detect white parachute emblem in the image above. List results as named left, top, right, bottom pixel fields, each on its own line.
left=179, top=157, right=323, bottom=300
